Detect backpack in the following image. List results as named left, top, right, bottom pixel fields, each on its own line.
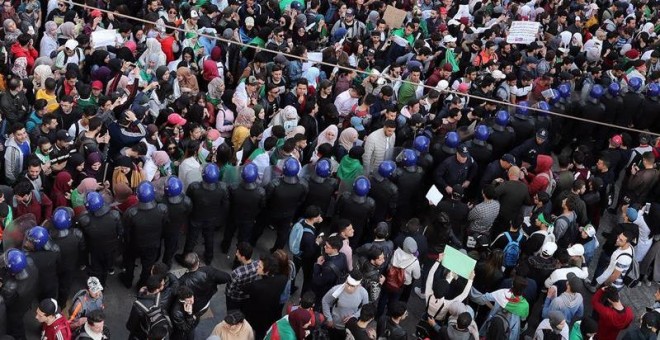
left=616, top=250, right=641, bottom=288
left=134, top=293, right=171, bottom=337
left=479, top=310, right=510, bottom=340
left=537, top=172, right=557, bottom=196
left=502, top=232, right=523, bottom=268
left=383, top=259, right=417, bottom=293
left=289, top=219, right=315, bottom=256
left=531, top=230, right=555, bottom=256
left=556, top=214, right=578, bottom=248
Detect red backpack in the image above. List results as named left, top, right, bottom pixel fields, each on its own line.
left=383, top=260, right=416, bottom=293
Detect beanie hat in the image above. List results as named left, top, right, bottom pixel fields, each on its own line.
left=403, top=237, right=418, bottom=254
left=548, top=311, right=565, bottom=331
left=38, top=298, right=59, bottom=316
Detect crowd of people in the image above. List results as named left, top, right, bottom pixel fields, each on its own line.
left=0, top=0, right=659, bottom=339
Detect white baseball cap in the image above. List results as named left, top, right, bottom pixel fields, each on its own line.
left=567, top=244, right=585, bottom=257
left=443, top=35, right=457, bottom=43
left=491, top=70, right=506, bottom=80
left=541, top=242, right=558, bottom=256
left=64, top=39, right=78, bottom=50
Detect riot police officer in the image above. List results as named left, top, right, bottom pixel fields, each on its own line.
left=161, top=176, right=192, bottom=267
left=23, top=226, right=60, bottom=301
left=120, top=181, right=168, bottom=288
left=395, top=149, right=425, bottom=230
left=636, top=82, right=660, bottom=132
left=50, top=207, right=85, bottom=307
left=1, top=249, right=38, bottom=340
left=577, top=84, right=606, bottom=145
left=413, top=135, right=434, bottom=175
left=467, top=125, right=493, bottom=199
left=599, top=82, right=624, bottom=144
left=510, top=101, right=535, bottom=145
left=335, top=176, right=375, bottom=246
left=430, top=131, right=459, bottom=168
left=79, top=191, right=122, bottom=286
left=178, top=164, right=229, bottom=265
left=488, top=110, right=516, bottom=160
left=618, top=77, right=644, bottom=128
left=224, top=163, right=265, bottom=251
left=369, top=161, right=399, bottom=228
left=533, top=101, right=553, bottom=133
left=301, top=159, right=338, bottom=232
left=258, top=157, right=308, bottom=252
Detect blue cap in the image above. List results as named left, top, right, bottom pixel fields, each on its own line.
left=626, top=207, right=638, bottom=222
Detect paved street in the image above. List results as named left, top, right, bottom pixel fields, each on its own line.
left=19, top=209, right=656, bottom=339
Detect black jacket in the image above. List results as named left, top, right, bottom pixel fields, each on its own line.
left=266, top=178, right=308, bottom=219
left=51, top=229, right=86, bottom=273
left=313, top=253, right=348, bottom=297
left=178, top=266, right=230, bottom=313
left=303, top=176, right=339, bottom=216
left=170, top=301, right=201, bottom=340
left=126, top=292, right=160, bottom=339
left=187, top=182, right=229, bottom=223
left=123, top=202, right=168, bottom=248
left=369, top=175, right=398, bottom=223
left=79, top=208, right=122, bottom=254
left=161, top=194, right=193, bottom=233
left=230, top=182, right=266, bottom=222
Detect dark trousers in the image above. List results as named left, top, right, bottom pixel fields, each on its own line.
left=301, top=257, right=315, bottom=294
left=89, top=248, right=115, bottom=287
left=6, top=307, right=26, bottom=340
left=272, top=217, right=293, bottom=252
left=377, top=283, right=414, bottom=317
left=162, top=228, right=181, bottom=267
left=222, top=220, right=255, bottom=252
left=58, top=269, right=74, bottom=307
left=328, top=327, right=346, bottom=340
left=123, top=246, right=159, bottom=287
left=183, top=220, right=217, bottom=263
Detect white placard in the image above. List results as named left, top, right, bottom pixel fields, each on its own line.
left=506, top=21, right=541, bottom=44
left=426, top=185, right=444, bottom=206
left=91, top=29, right=118, bottom=48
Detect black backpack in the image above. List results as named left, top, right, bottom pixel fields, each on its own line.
left=134, top=293, right=171, bottom=336
left=556, top=214, right=578, bottom=248
left=327, top=261, right=348, bottom=285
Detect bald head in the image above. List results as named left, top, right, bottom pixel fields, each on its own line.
left=508, top=166, right=521, bottom=180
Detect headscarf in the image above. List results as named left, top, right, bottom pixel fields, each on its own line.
left=139, top=38, right=165, bottom=67
left=89, top=50, right=110, bottom=68
left=316, top=125, right=338, bottom=148
left=367, top=11, right=380, bottom=27
left=11, top=57, right=28, bottom=79
left=91, top=66, right=112, bottom=83
left=77, top=178, right=100, bottom=195
left=207, top=77, right=224, bottom=99
left=234, top=108, right=255, bottom=128
left=338, top=127, right=358, bottom=151
left=152, top=151, right=170, bottom=167
left=113, top=182, right=133, bottom=203
left=3, top=19, right=19, bottom=43
left=202, top=59, right=220, bottom=82
left=116, top=47, right=136, bottom=63
left=176, top=67, right=199, bottom=94
left=288, top=308, right=312, bottom=340
left=58, top=22, right=77, bottom=40
left=44, top=21, right=58, bottom=37
left=112, top=156, right=145, bottom=190
left=52, top=171, right=73, bottom=196
left=303, top=67, right=320, bottom=89
left=33, top=64, right=55, bottom=89
left=211, top=46, right=222, bottom=61
left=286, top=125, right=306, bottom=140
left=571, top=32, right=583, bottom=47
left=84, top=152, right=103, bottom=178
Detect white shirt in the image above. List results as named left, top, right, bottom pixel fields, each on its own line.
left=333, top=90, right=358, bottom=117
left=596, top=246, right=633, bottom=289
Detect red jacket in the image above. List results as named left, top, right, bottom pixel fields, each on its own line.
left=525, top=154, right=554, bottom=197
left=10, top=41, right=38, bottom=73
left=42, top=314, right=72, bottom=340
left=14, top=192, right=53, bottom=224
left=591, top=288, right=634, bottom=340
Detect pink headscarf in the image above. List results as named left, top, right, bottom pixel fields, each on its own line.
left=151, top=151, right=170, bottom=167
left=77, top=178, right=99, bottom=194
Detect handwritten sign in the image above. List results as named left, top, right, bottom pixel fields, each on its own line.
left=442, top=245, right=476, bottom=279
left=383, top=5, right=407, bottom=29
left=506, top=21, right=541, bottom=44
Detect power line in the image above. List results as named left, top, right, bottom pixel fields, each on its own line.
left=70, top=2, right=659, bottom=137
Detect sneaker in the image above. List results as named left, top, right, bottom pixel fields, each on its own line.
left=414, top=287, right=425, bottom=299
left=108, top=269, right=116, bottom=276
left=647, top=280, right=654, bottom=287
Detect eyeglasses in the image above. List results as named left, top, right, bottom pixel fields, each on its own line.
left=277, top=34, right=284, bottom=38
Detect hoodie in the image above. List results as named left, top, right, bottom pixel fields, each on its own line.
left=42, top=313, right=72, bottom=340
left=542, top=292, right=584, bottom=324
left=591, top=288, right=634, bottom=340
left=525, top=154, right=554, bottom=196
left=10, top=41, right=38, bottom=73
left=390, top=237, right=421, bottom=285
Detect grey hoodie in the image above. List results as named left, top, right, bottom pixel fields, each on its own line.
left=541, top=292, right=584, bottom=325
left=4, top=136, right=28, bottom=184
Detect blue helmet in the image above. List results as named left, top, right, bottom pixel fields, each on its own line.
left=474, top=124, right=490, bottom=141
left=444, top=131, right=460, bottom=148
left=648, top=83, right=660, bottom=97
left=495, top=110, right=510, bottom=126
left=165, top=176, right=183, bottom=197
left=558, top=84, right=571, bottom=98
left=136, top=181, right=155, bottom=203
left=537, top=101, right=550, bottom=111
left=413, top=136, right=430, bottom=153
left=515, top=101, right=529, bottom=119
left=85, top=192, right=104, bottom=213
left=608, top=82, right=621, bottom=97
left=242, top=163, right=259, bottom=183
left=283, top=157, right=300, bottom=177
left=26, top=226, right=49, bottom=250
left=315, top=159, right=331, bottom=178
left=4, top=249, right=27, bottom=274
left=52, top=207, right=72, bottom=230
left=202, top=164, right=220, bottom=183
left=378, top=160, right=397, bottom=178
left=401, top=149, right=418, bottom=167
left=353, top=176, right=371, bottom=196
left=629, top=77, right=642, bottom=92
left=590, top=84, right=604, bottom=99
